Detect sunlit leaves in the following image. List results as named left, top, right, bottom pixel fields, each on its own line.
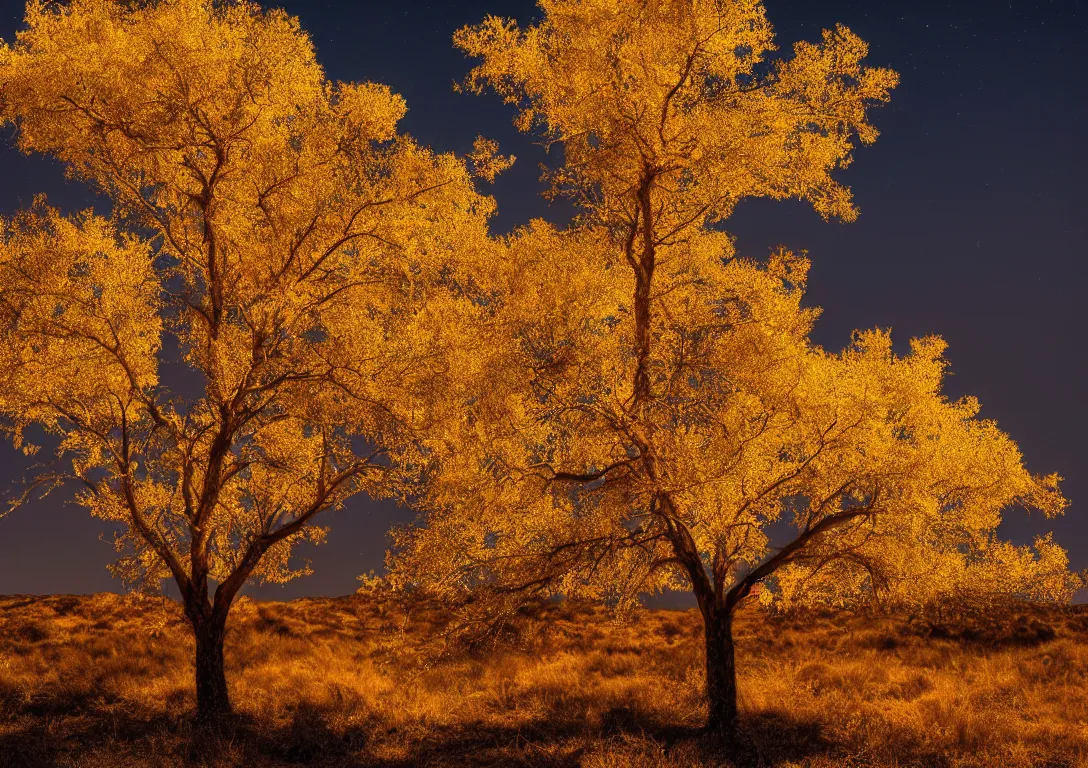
left=0, top=0, right=1076, bottom=633
left=454, top=0, right=897, bottom=232
left=0, top=0, right=495, bottom=602
left=390, top=0, right=1076, bottom=621
left=0, top=203, right=160, bottom=454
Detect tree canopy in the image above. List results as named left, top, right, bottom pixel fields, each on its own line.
left=0, top=0, right=1078, bottom=742
left=0, top=0, right=495, bottom=718
left=455, top=0, right=898, bottom=228
left=385, top=0, right=1079, bottom=742
left=391, top=226, right=1075, bottom=614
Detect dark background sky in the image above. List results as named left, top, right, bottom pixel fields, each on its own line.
left=0, top=0, right=1084, bottom=602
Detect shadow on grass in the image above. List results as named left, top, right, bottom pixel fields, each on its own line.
left=0, top=701, right=915, bottom=768
left=0, top=706, right=368, bottom=768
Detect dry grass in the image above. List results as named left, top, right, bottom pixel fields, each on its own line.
left=1, top=593, right=1086, bottom=767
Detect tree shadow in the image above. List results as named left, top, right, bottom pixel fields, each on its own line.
left=348, top=702, right=699, bottom=768
left=256, top=702, right=369, bottom=766
left=0, top=710, right=182, bottom=768
left=733, top=708, right=962, bottom=768
left=0, top=707, right=368, bottom=768
left=733, top=709, right=833, bottom=767
left=0, top=702, right=696, bottom=767
left=0, top=701, right=965, bottom=768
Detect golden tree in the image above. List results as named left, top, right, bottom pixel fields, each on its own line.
left=387, top=0, right=1078, bottom=745
left=391, top=225, right=1075, bottom=742
left=0, top=0, right=493, bottom=719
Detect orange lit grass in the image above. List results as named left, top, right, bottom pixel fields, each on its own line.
left=1, top=593, right=1086, bottom=767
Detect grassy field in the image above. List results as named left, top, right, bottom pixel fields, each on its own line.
left=0, top=593, right=1086, bottom=767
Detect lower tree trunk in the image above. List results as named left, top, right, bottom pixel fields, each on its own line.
left=703, top=606, right=739, bottom=747
left=191, top=611, right=232, bottom=721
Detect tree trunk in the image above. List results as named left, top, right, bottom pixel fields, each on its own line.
left=703, top=605, right=740, bottom=747
left=191, top=610, right=232, bottom=721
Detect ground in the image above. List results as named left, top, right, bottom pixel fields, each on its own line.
left=0, top=593, right=1086, bottom=767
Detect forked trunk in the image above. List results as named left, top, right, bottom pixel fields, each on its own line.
left=190, top=609, right=231, bottom=721
left=702, top=605, right=740, bottom=748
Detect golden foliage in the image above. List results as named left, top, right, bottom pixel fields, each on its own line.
left=0, top=0, right=1079, bottom=733
left=390, top=0, right=1078, bottom=674
left=394, top=229, right=1076, bottom=613
left=0, top=203, right=160, bottom=449
left=0, top=0, right=495, bottom=692
left=455, top=0, right=897, bottom=225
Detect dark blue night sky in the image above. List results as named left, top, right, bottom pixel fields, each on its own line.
left=0, top=1, right=1084, bottom=601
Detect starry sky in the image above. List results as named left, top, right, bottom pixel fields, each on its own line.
left=0, top=0, right=1084, bottom=601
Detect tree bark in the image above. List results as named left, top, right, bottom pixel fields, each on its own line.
left=658, top=503, right=741, bottom=748
left=631, top=172, right=657, bottom=408
left=702, top=604, right=740, bottom=747
left=189, top=608, right=232, bottom=721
